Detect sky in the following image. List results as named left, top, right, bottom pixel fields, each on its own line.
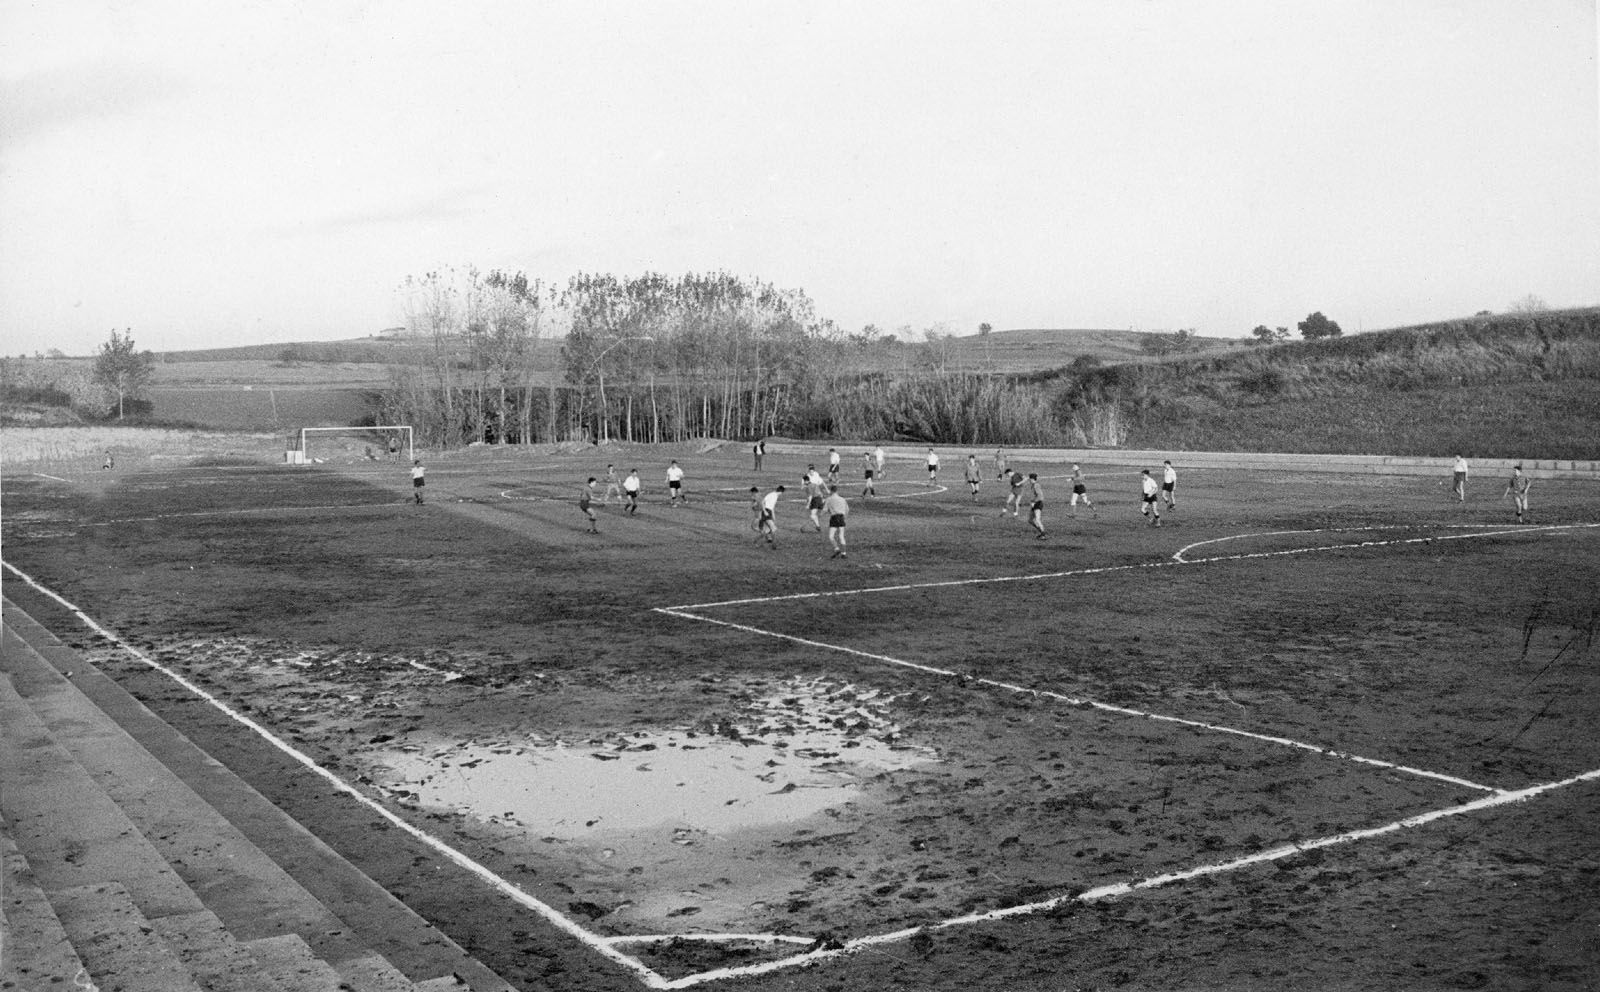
left=2, top=0, right=1597, bottom=356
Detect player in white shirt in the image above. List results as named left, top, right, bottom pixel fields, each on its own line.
left=666, top=460, right=686, bottom=507
left=1161, top=460, right=1178, bottom=509
left=1069, top=463, right=1096, bottom=518
left=964, top=454, right=981, bottom=501
left=623, top=469, right=641, bottom=515
left=804, top=466, right=827, bottom=531
left=1140, top=470, right=1162, bottom=526
left=759, top=485, right=785, bottom=547
left=926, top=448, right=940, bottom=483
left=1451, top=455, right=1469, bottom=502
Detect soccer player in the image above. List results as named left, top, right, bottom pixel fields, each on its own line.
left=759, top=485, right=786, bottom=547
left=1026, top=473, right=1046, bottom=539
left=666, top=460, right=687, bottom=506
left=753, top=440, right=765, bottom=470
left=827, top=447, right=842, bottom=483
left=993, top=447, right=1008, bottom=480
left=1140, top=469, right=1162, bottom=526
left=1002, top=468, right=1026, bottom=518
left=965, top=454, right=982, bottom=501
left=579, top=478, right=599, bottom=533
left=1451, top=454, right=1469, bottom=502
left=411, top=459, right=426, bottom=504
left=603, top=463, right=623, bottom=503
left=748, top=486, right=763, bottom=533
left=926, top=448, right=940, bottom=483
left=874, top=445, right=887, bottom=480
left=102, top=449, right=114, bottom=470
left=1503, top=465, right=1532, bottom=523
left=824, top=484, right=850, bottom=558
left=805, top=466, right=827, bottom=531
left=1161, top=460, right=1178, bottom=509
left=623, top=468, right=641, bottom=515
left=861, top=451, right=877, bottom=497
left=1069, top=463, right=1096, bottom=517
left=388, top=435, right=399, bottom=463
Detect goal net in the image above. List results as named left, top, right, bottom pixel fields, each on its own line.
left=292, top=426, right=414, bottom=464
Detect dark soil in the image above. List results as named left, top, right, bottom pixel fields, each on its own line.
left=3, top=442, right=1597, bottom=990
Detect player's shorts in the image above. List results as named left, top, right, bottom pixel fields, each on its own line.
left=1031, top=500, right=1044, bottom=512
left=1072, top=484, right=1087, bottom=495
left=413, top=478, right=425, bottom=488
left=760, top=509, right=774, bottom=523
left=808, top=496, right=824, bottom=510
left=1142, top=493, right=1158, bottom=504
left=625, top=489, right=639, bottom=500
left=1162, top=482, right=1175, bottom=493
left=579, top=501, right=594, bottom=515
left=669, top=480, right=681, bottom=490
left=828, top=514, right=846, bottom=528
left=864, top=469, right=875, bottom=479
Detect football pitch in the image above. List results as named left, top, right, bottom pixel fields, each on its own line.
left=3, top=442, right=1598, bottom=990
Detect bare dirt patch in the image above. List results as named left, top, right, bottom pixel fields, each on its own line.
left=3, top=444, right=1597, bottom=990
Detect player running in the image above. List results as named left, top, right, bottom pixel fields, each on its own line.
left=861, top=451, right=878, bottom=497
left=411, top=459, right=426, bottom=504
left=964, top=454, right=982, bottom=501
left=579, top=478, right=599, bottom=533
left=1002, top=468, right=1026, bottom=518
left=805, top=465, right=827, bottom=531
left=623, top=469, right=641, bottom=515
left=1026, top=473, right=1046, bottom=539
left=1503, top=464, right=1532, bottom=523
left=1069, top=463, right=1096, bottom=518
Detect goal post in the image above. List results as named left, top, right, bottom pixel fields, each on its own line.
left=291, top=426, right=413, bottom=465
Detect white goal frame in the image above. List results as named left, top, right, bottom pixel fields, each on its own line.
left=297, top=425, right=413, bottom=464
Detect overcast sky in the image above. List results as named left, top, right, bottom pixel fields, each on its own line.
left=2, top=0, right=1596, bottom=356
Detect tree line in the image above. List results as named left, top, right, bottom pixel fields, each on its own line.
left=375, top=269, right=1071, bottom=449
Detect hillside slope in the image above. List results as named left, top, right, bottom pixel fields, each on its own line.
left=1054, top=308, right=1600, bottom=459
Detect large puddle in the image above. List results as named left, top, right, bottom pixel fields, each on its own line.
left=367, top=677, right=935, bottom=838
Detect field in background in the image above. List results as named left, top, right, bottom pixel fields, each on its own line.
left=2, top=440, right=1597, bottom=990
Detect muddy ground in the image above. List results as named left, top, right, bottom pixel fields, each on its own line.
left=3, top=432, right=1598, bottom=990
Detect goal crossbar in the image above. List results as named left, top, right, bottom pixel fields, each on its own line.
left=297, top=426, right=413, bottom=464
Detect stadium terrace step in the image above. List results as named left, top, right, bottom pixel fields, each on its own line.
left=0, top=600, right=516, bottom=992
left=48, top=881, right=206, bottom=992
left=1, top=807, right=89, bottom=991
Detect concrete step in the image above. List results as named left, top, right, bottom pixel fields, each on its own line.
left=1, top=624, right=354, bottom=949
left=1, top=805, right=89, bottom=991
left=49, top=881, right=205, bottom=992
left=145, top=908, right=282, bottom=992
left=0, top=669, right=204, bottom=920
left=237, top=933, right=346, bottom=992
left=1, top=601, right=516, bottom=992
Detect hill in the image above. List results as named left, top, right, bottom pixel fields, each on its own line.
left=1048, top=307, right=1600, bottom=459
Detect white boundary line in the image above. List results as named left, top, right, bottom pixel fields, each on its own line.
left=654, top=608, right=1499, bottom=794
left=665, top=523, right=1599, bottom=610
left=652, top=766, right=1600, bottom=988
left=0, top=560, right=674, bottom=990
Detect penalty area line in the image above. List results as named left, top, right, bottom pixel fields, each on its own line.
left=0, top=559, right=676, bottom=990
left=652, top=607, right=1499, bottom=794
left=657, top=765, right=1600, bottom=989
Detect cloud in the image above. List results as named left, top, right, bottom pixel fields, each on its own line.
left=263, top=186, right=493, bottom=238
left=0, top=58, right=190, bottom=149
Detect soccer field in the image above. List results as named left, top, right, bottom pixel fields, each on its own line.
left=4, top=442, right=1598, bottom=990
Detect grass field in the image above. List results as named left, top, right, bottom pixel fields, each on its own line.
left=2, top=441, right=1598, bottom=990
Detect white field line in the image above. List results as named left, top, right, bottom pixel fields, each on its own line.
left=604, top=933, right=815, bottom=947
left=659, top=765, right=1600, bottom=989
left=1170, top=523, right=1596, bottom=563
left=664, top=522, right=1599, bottom=611
left=2, top=503, right=413, bottom=529
left=653, top=608, right=1498, bottom=794
left=30, top=472, right=72, bottom=483
left=0, top=560, right=673, bottom=990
